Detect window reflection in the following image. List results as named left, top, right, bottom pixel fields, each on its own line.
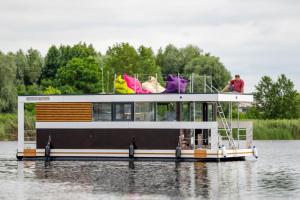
left=93, top=103, right=111, bottom=121
left=114, top=103, right=133, bottom=121
left=135, top=103, right=155, bottom=121
left=157, top=103, right=177, bottom=121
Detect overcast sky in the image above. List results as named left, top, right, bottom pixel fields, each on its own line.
left=1, top=0, right=299, bottom=92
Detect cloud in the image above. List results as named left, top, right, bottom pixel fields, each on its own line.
left=0, top=0, right=299, bottom=92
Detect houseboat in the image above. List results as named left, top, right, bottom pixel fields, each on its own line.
left=16, top=75, right=256, bottom=161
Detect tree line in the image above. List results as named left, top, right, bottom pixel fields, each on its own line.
left=0, top=42, right=299, bottom=119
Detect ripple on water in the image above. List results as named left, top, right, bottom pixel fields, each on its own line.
left=0, top=141, right=300, bottom=200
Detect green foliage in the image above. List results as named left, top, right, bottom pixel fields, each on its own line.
left=104, top=43, right=139, bottom=75
left=41, top=43, right=97, bottom=83
left=156, top=44, right=202, bottom=74
left=43, top=86, right=61, bottom=95
left=0, top=113, right=35, bottom=140
left=56, top=57, right=102, bottom=94
left=24, top=49, right=43, bottom=85
left=254, top=74, right=298, bottom=119
left=137, top=45, right=161, bottom=75
left=40, top=45, right=60, bottom=80
left=14, top=50, right=28, bottom=85
left=0, top=53, right=17, bottom=113
left=184, top=54, right=231, bottom=90
left=253, top=120, right=300, bottom=140
left=297, top=93, right=300, bottom=118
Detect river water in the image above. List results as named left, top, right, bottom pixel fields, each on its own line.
left=0, top=141, right=299, bottom=200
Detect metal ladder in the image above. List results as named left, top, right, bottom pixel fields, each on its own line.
left=206, top=85, right=237, bottom=149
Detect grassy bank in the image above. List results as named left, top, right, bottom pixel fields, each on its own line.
left=0, top=113, right=35, bottom=141
left=253, top=120, right=300, bottom=140
left=0, top=113, right=300, bottom=140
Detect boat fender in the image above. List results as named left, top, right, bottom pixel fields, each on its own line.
left=45, top=135, right=51, bottom=159
left=221, top=145, right=227, bottom=158
left=45, top=144, right=51, bottom=157
left=253, top=145, right=258, bottom=158
left=175, top=146, right=181, bottom=159
left=129, top=144, right=135, bottom=158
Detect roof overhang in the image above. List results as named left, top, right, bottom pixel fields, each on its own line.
left=18, top=93, right=253, bottom=103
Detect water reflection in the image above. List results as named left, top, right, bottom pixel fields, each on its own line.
left=1, top=141, right=300, bottom=199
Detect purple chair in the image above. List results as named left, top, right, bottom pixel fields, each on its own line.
left=164, top=74, right=190, bottom=93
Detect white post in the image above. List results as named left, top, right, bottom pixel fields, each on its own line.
left=204, top=75, right=206, bottom=93
left=237, top=103, right=240, bottom=148
left=177, top=73, right=180, bottom=94
left=155, top=73, right=158, bottom=93
left=210, top=123, right=219, bottom=150
left=17, top=102, right=24, bottom=154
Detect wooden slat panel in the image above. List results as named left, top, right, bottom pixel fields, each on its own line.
left=36, top=103, right=92, bottom=122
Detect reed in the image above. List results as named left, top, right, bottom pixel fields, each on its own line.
left=253, top=119, right=300, bottom=140
left=0, top=113, right=299, bottom=140
left=0, top=113, right=35, bottom=140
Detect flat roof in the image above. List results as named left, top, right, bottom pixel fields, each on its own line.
left=18, top=93, right=253, bottom=103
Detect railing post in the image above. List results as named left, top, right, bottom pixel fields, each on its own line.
left=155, top=73, right=158, bottom=93
left=204, top=75, right=206, bottom=93
left=177, top=72, right=180, bottom=94
left=192, top=73, right=194, bottom=93
left=237, top=103, right=240, bottom=148
left=113, top=73, right=116, bottom=94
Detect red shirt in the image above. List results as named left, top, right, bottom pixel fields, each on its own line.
left=230, top=79, right=244, bottom=93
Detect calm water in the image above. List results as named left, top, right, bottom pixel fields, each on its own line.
left=0, top=141, right=300, bottom=200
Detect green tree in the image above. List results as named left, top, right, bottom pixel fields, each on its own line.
left=14, top=50, right=28, bottom=85
left=0, top=52, right=17, bottom=112
left=184, top=54, right=231, bottom=90
left=104, top=43, right=139, bottom=75
left=137, top=45, right=161, bottom=75
left=59, top=42, right=97, bottom=67
left=296, top=93, right=300, bottom=118
left=43, top=86, right=61, bottom=95
left=56, top=57, right=102, bottom=94
left=156, top=44, right=202, bottom=74
left=254, top=74, right=298, bottom=119
left=40, top=45, right=60, bottom=81
left=41, top=43, right=98, bottom=84
left=156, top=44, right=183, bottom=74
left=24, top=49, right=43, bottom=85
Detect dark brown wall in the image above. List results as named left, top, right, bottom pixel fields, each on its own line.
left=37, top=129, right=180, bottom=149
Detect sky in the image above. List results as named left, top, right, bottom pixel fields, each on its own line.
left=0, top=0, right=300, bottom=92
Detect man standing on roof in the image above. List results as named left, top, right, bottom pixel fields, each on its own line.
left=221, top=74, right=244, bottom=93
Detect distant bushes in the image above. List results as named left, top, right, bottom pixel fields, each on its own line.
left=0, top=113, right=300, bottom=140
left=0, top=113, right=35, bottom=140
left=253, top=120, right=300, bottom=140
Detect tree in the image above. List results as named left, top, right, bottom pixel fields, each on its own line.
left=40, top=45, right=60, bottom=81
left=184, top=54, right=231, bottom=90
left=59, top=42, right=97, bottom=67
left=24, top=49, right=43, bottom=85
left=156, top=44, right=202, bottom=74
left=254, top=74, right=298, bottom=119
left=156, top=44, right=183, bottom=74
left=137, top=45, right=162, bottom=75
left=43, top=86, right=61, bottom=95
left=41, top=43, right=98, bottom=83
left=14, top=50, right=28, bottom=85
left=0, top=52, right=17, bottom=112
left=56, top=57, right=102, bottom=94
left=104, top=43, right=139, bottom=75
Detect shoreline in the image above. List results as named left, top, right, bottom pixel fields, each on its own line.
left=1, top=113, right=300, bottom=141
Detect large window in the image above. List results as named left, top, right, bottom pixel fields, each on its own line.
left=194, top=102, right=203, bottom=122
left=113, top=103, right=133, bottom=121
left=135, top=102, right=155, bottom=121
left=156, top=102, right=177, bottom=121
left=93, top=103, right=112, bottom=121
